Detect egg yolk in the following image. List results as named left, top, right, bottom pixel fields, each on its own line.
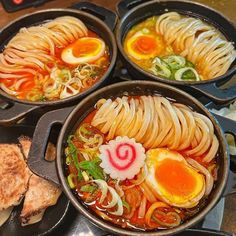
left=71, top=38, right=99, bottom=57
left=131, top=35, right=157, bottom=55
left=155, top=159, right=197, bottom=197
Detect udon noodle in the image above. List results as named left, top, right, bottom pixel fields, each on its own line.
left=65, top=95, right=219, bottom=230
left=0, top=16, right=110, bottom=101
left=124, top=12, right=235, bottom=81
left=91, top=96, right=218, bottom=162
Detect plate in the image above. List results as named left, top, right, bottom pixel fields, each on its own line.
left=0, top=125, right=70, bottom=236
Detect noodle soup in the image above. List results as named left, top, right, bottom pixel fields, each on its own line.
left=0, top=17, right=110, bottom=102
left=65, top=95, right=218, bottom=230
left=124, top=13, right=236, bottom=81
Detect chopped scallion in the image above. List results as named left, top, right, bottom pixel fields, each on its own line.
left=80, top=184, right=97, bottom=193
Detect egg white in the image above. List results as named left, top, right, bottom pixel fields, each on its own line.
left=61, top=37, right=105, bottom=65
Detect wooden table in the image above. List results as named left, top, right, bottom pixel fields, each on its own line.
left=0, top=0, right=235, bottom=235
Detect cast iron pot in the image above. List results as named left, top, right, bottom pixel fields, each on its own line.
left=0, top=2, right=117, bottom=126
left=27, top=80, right=236, bottom=235
left=116, top=0, right=236, bottom=104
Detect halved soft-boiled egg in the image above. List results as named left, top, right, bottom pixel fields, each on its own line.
left=125, top=30, right=164, bottom=60
left=145, top=148, right=205, bottom=208
left=61, top=37, right=105, bottom=64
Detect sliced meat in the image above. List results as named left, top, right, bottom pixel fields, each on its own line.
left=20, top=174, right=61, bottom=226
left=19, top=139, right=61, bottom=226
left=0, top=144, right=30, bottom=210
left=0, top=206, right=14, bottom=226
left=18, top=136, right=31, bottom=159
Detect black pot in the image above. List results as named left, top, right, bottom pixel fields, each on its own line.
left=28, top=80, right=236, bottom=235
left=116, top=0, right=236, bottom=104
left=0, top=2, right=117, bottom=126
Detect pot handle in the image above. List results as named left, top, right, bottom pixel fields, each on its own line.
left=191, top=83, right=236, bottom=104
left=28, top=106, right=75, bottom=186
left=70, top=2, right=118, bottom=31
left=0, top=101, right=38, bottom=126
left=211, top=113, right=236, bottom=196
left=116, top=0, right=153, bottom=18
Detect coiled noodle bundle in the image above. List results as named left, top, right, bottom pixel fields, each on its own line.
left=91, top=96, right=219, bottom=162
left=156, top=12, right=236, bottom=79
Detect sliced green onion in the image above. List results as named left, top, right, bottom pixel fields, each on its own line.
left=67, top=135, right=83, bottom=180
left=93, top=179, right=108, bottom=204
left=66, top=156, right=71, bottom=165
left=102, top=186, right=119, bottom=208
left=122, top=200, right=130, bottom=213
left=163, top=55, right=186, bottom=70
left=185, top=60, right=195, bottom=68
left=79, top=158, right=105, bottom=180
left=152, top=211, right=181, bottom=227
left=110, top=196, right=123, bottom=216
left=80, top=124, right=92, bottom=135
left=80, top=184, right=97, bottom=193
left=151, top=58, right=171, bottom=78
left=82, top=171, right=90, bottom=182
left=175, top=67, right=200, bottom=81
left=67, top=174, right=76, bottom=189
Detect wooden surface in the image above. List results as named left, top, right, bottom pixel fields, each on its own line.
left=0, top=0, right=119, bottom=28
left=0, top=0, right=235, bottom=234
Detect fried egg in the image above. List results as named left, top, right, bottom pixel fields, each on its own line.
left=61, top=37, right=105, bottom=64
left=125, top=29, right=165, bottom=60
left=145, top=148, right=205, bottom=208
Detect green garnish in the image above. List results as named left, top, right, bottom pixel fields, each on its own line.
left=67, top=174, right=76, bottom=189
left=80, top=184, right=97, bottom=193
left=67, top=135, right=83, bottom=180
left=151, top=55, right=200, bottom=81
left=66, top=156, right=71, bottom=165
left=162, top=55, right=186, bottom=71
left=150, top=58, right=171, bottom=78
left=182, top=69, right=196, bottom=80
left=185, top=60, right=194, bottom=68
left=39, top=95, right=47, bottom=102
left=79, top=158, right=105, bottom=180
left=122, top=200, right=130, bottom=213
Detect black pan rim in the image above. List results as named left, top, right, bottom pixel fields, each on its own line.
left=116, top=0, right=236, bottom=86
left=56, top=80, right=229, bottom=236
left=0, top=8, right=117, bottom=106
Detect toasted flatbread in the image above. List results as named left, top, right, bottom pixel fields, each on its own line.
left=0, top=144, right=30, bottom=210
left=18, top=136, right=31, bottom=159
left=19, top=140, right=61, bottom=226
left=20, top=174, right=61, bottom=226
